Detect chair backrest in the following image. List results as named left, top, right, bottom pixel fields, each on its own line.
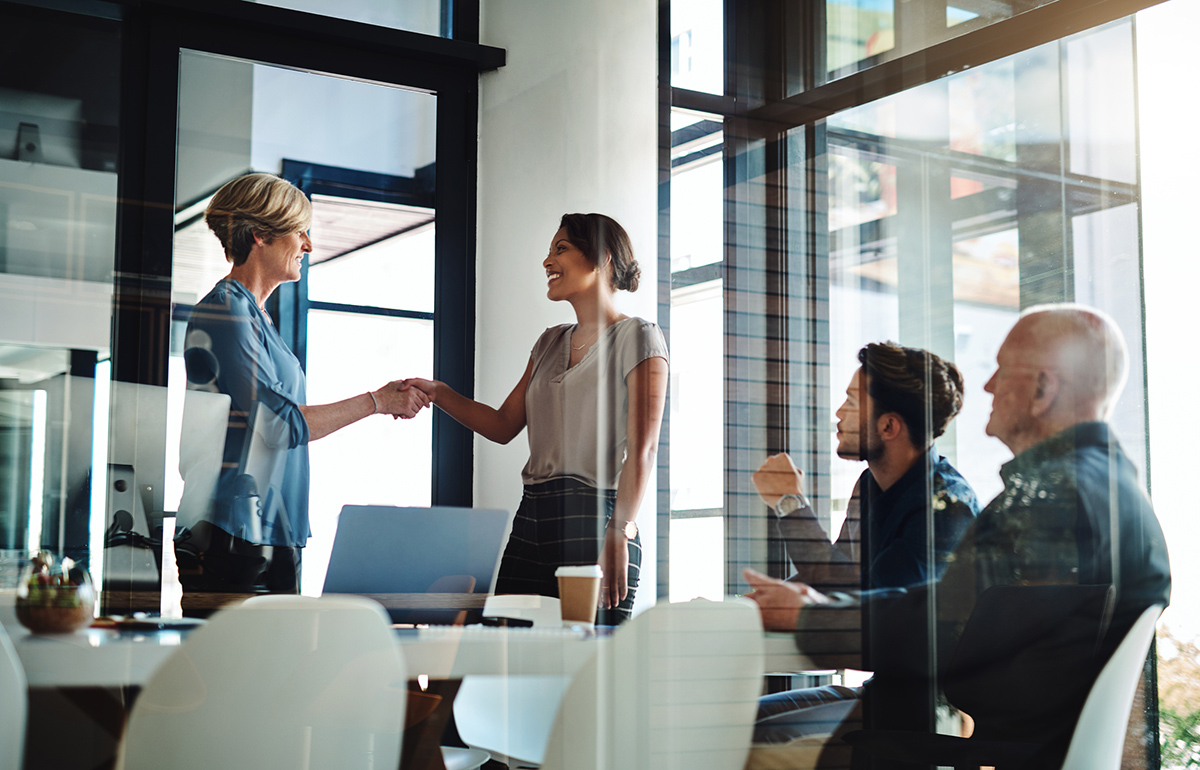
left=1060, top=603, right=1164, bottom=770
left=117, top=594, right=407, bottom=770
left=483, top=594, right=562, bottom=627
left=540, top=598, right=765, bottom=770
left=0, top=622, right=26, bottom=770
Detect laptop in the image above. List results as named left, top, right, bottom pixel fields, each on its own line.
left=322, top=505, right=510, bottom=623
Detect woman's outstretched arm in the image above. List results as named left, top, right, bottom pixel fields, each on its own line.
left=299, top=382, right=428, bottom=441
left=405, top=357, right=533, bottom=444
left=601, top=355, right=669, bottom=609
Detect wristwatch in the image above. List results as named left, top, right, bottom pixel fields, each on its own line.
left=609, top=518, right=639, bottom=539
left=774, top=493, right=811, bottom=517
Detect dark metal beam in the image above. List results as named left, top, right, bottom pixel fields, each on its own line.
left=5, top=0, right=506, bottom=71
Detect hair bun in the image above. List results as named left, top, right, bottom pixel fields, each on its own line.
left=616, top=261, right=641, bottom=292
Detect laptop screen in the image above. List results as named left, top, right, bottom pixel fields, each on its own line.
left=322, top=505, right=510, bottom=621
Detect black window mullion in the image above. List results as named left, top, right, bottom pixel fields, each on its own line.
left=431, top=84, right=477, bottom=508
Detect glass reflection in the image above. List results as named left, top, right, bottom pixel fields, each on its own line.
left=827, top=0, right=895, bottom=75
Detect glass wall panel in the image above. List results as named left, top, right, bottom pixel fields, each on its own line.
left=718, top=12, right=1157, bottom=757
left=304, top=311, right=433, bottom=594
left=812, top=0, right=1066, bottom=88
left=1140, top=3, right=1200, bottom=761
left=242, top=0, right=442, bottom=36
left=0, top=13, right=119, bottom=591
left=170, top=50, right=439, bottom=608
left=308, top=216, right=435, bottom=312
left=670, top=0, right=724, bottom=95
left=669, top=107, right=725, bottom=599
left=827, top=0, right=896, bottom=76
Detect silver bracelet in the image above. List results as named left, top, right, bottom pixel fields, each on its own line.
left=367, top=391, right=379, bottom=414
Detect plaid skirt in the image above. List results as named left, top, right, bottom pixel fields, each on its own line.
left=495, top=478, right=641, bottom=624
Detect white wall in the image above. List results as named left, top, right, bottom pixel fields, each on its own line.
left=476, top=0, right=659, bottom=608
left=250, top=65, right=436, bottom=178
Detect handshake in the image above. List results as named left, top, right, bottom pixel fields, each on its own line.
left=371, top=378, right=439, bottom=420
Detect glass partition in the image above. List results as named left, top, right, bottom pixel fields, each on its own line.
left=0, top=13, right=120, bottom=595
left=170, top=51, right=439, bottom=600
left=241, top=0, right=443, bottom=36
left=815, top=0, right=1061, bottom=86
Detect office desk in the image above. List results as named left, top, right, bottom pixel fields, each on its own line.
left=11, top=623, right=816, bottom=770
left=13, top=624, right=817, bottom=687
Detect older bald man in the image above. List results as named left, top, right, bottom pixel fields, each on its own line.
left=745, top=304, right=1171, bottom=770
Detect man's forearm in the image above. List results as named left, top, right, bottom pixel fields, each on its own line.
left=776, top=509, right=861, bottom=591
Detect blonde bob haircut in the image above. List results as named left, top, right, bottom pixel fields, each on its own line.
left=205, top=173, right=312, bottom=266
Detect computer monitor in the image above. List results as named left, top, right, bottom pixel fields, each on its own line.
left=0, top=87, right=83, bottom=167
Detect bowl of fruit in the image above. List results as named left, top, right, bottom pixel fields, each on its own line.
left=16, top=552, right=95, bottom=634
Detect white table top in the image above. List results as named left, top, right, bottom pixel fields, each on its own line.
left=10, top=625, right=187, bottom=688
left=9, top=621, right=817, bottom=689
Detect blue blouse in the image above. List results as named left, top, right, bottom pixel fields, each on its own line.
left=183, top=278, right=311, bottom=547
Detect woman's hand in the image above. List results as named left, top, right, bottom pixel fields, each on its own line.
left=404, top=361, right=531, bottom=443
left=600, top=524, right=631, bottom=610
left=373, top=380, right=430, bottom=419
left=402, top=378, right=439, bottom=401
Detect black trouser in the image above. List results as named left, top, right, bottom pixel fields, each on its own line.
left=494, top=478, right=641, bottom=625
left=174, top=521, right=301, bottom=612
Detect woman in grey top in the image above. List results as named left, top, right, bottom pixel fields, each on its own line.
left=407, top=214, right=668, bottom=623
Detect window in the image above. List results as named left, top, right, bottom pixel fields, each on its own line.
left=666, top=0, right=1182, bottom=762
left=0, top=9, right=120, bottom=589
left=168, top=54, right=446, bottom=595
left=0, top=0, right=495, bottom=616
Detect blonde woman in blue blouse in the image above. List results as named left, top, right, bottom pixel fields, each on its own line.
left=407, top=214, right=668, bottom=624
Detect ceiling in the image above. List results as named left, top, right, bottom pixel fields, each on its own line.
left=171, top=192, right=434, bottom=306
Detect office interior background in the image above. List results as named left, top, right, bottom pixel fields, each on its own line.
left=0, top=0, right=1197, bottom=766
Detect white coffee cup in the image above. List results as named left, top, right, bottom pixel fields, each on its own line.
left=555, top=565, right=603, bottom=627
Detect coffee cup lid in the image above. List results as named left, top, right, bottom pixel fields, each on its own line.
left=555, top=564, right=603, bottom=578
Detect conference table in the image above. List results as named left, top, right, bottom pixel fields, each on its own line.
left=13, top=620, right=817, bottom=686
left=10, top=620, right=818, bottom=770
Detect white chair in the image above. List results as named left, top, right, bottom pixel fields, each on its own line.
left=0, top=622, right=27, bottom=770
left=1061, top=603, right=1165, bottom=770
left=483, top=594, right=562, bottom=627
left=117, top=594, right=407, bottom=770
left=442, top=746, right=491, bottom=770
left=845, top=600, right=1167, bottom=770
left=457, top=598, right=765, bottom=770
left=452, top=594, right=569, bottom=766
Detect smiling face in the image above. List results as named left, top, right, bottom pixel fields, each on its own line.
left=543, top=226, right=602, bottom=302
left=834, top=369, right=882, bottom=461
left=257, top=229, right=311, bottom=285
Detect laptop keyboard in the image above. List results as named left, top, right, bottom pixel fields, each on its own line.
left=416, top=624, right=590, bottom=640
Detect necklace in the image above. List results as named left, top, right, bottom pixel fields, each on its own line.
left=572, top=326, right=601, bottom=350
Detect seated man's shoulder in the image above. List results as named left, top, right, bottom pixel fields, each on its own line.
left=932, top=459, right=980, bottom=516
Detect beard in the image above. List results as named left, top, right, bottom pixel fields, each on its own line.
left=836, top=426, right=885, bottom=462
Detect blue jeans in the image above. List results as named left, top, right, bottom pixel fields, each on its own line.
left=754, top=685, right=862, bottom=745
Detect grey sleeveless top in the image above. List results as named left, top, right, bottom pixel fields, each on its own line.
left=521, top=317, right=669, bottom=489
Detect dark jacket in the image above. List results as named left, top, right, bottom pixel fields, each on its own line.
left=795, top=422, right=1172, bottom=766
